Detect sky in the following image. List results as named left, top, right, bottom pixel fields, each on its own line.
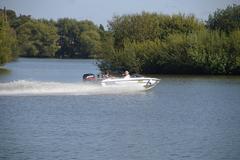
left=1, top=0, right=239, bottom=26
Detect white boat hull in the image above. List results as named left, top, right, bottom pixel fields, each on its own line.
left=101, top=77, right=160, bottom=90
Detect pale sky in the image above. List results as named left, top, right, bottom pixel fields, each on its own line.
left=1, top=0, right=239, bottom=26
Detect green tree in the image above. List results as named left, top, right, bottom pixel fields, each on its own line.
left=228, top=30, right=240, bottom=74
left=0, top=13, right=17, bottom=65
left=56, top=19, right=103, bottom=58
left=188, top=30, right=229, bottom=74
left=98, top=25, right=114, bottom=59
left=0, top=9, right=17, bottom=27
left=108, top=12, right=204, bottom=49
left=78, top=30, right=101, bottom=58
left=17, top=20, right=59, bottom=57
left=207, top=4, right=240, bottom=33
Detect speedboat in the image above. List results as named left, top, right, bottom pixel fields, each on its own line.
left=82, top=73, right=160, bottom=90
left=101, top=76, right=160, bottom=90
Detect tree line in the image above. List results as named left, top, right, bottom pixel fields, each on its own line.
left=0, top=8, right=112, bottom=64
left=0, top=4, right=240, bottom=74
left=99, top=4, right=240, bottom=75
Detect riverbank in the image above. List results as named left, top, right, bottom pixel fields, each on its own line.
left=0, top=67, right=10, bottom=74
left=3, top=57, right=240, bottom=76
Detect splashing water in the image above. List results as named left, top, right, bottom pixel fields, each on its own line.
left=0, top=80, right=146, bottom=96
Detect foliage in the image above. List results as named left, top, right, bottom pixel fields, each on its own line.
left=0, top=9, right=112, bottom=60
left=0, top=9, right=16, bottom=26
left=101, top=29, right=240, bottom=74
left=207, top=4, right=240, bottom=33
left=56, top=19, right=104, bottom=58
left=228, top=30, right=240, bottom=74
left=108, top=12, right=204, bottom=49
left=98, top=41, right=140, bottom=73
left=16, top=20, right=59, bottom=57
left=1, top=5, right=239, bottom=74
left=99, top=5, right=240, bottom=75
left=0, top=13, right=18, bottom=65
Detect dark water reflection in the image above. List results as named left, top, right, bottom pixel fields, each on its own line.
left=0, top=58, right=240, bottom=160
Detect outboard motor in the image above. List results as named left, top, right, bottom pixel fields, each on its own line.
left=83, top=73, right=96, bottom=81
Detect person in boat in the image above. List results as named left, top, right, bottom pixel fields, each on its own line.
left=102, top=71, right=110, bottom=79
left=123, top=70, right=130, bottom=79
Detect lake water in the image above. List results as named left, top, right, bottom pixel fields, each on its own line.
left=0, top=58, right=240, bottom=160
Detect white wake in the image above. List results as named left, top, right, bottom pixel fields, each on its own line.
left=0, top=80, right=145, bottom=96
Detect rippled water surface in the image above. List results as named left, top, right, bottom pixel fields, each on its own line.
left=0, top=58, right=240, bottom=160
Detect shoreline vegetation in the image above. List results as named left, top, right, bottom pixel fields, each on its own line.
left=0, top=66, right=10, bottom=74
left=0, top=4, right=240, bottom=75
